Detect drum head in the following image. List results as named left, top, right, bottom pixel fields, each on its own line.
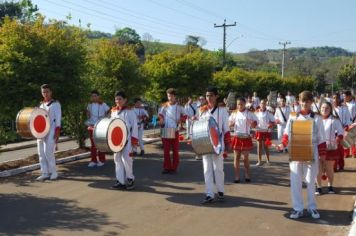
left=29, top=108, right=50, bottom=139
left=107, top=118, right=128, bottom=152
left=208, top=117, right=222, bottom=154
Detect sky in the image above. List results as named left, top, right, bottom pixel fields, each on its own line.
left=32, top=0, right=356, bottom=53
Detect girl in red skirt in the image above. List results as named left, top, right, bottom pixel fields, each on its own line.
left=316, top=102, right=344, bottom=195
left=255, top=99, right=275, bottom=166
left=229, top=97, right=258, bottom=183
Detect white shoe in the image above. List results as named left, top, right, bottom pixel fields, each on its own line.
left=36, top=174, right=49, bottom=181
left=290, top=210, right=303, bottom=219
left=308, top=209, right=320, bottom=219
left=50, top=172, right=58, bottom=180
left=255, top=162, right=262, bottom=166
left=88, top=162, right=96, bottom=167
left=97, top=161, right=105, bottom=167
left=195, top=155, right=202, bottom=160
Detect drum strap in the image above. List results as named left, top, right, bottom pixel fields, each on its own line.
left=46, top=100, right=54, bottom=107
left=189, top=104, right=196, bottom=116
left=278, top=107, right=287, bottom=123
left=313, top=102, right=320, bottom=114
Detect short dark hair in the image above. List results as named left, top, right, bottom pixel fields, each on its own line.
left=91, top=90, right=100, bottom=96
left=206, top=86, right=218, bottom=95
left=344, top=90, right=352, bottom=96
left=115, top=90, right=127, bottom=99
left=299, top=91, right=313, bottom=102
left=236, top=97, right=246, bottom=103
left=166, top=88, right=176, bottom=96
left=134, top=98, right=142, bottom=103
left=41, top=84, right=51, bottom=90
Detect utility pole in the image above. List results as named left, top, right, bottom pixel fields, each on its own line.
left=214, top=19, right=236, bottom=66
left=279, top=41, right=291, bottom=78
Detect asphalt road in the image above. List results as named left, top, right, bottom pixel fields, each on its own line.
left=0, top=141, right=354, bottom=236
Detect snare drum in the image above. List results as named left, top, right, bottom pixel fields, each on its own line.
left=191, top=117, right=222, bottom=155
left=16, top=107, right=50, bottom=139
left=93, top=117, right=128, bottom=153
left=289, top=119, right=314, bottom=162
left=160, top=128, right=177, bottom=139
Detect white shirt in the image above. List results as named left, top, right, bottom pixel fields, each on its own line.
left=274, top=106, right=291, bottom=125
left=40, top=100, right=61, bottom=129
left=334, top=105, right=351, bottom=127
left=255, top=110, right=275, bottom=129
left=322, top=116, right=343, bottom=145
left=87, top=102, right=110, bottom=124
left=184, top=102, right=198, bottom=118
left=133, top=107, right=149, bottom=125
left=111, top=107, right=138, bottom=139
left=252, top=96, right=260, bottom=108
left=159, top=103, right=185, bottom=128
left=286, top=95, right=296, bottom=106
left=229, top=110, right=258, bottom=134
left=346, top=101, right=356, bottom=121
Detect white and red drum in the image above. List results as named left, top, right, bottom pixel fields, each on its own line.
left=342, top=124, right=356, bottom=148
left=16, top=107, right=50, bottom=139
left=93, top=117, right=128, bottom=153
left=191, top=117, right=222, bottom=155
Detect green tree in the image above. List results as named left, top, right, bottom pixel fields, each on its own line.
left=0, top=16, right=87, bottom=121
left=87, top=39, right=143, bottom=104
left=142, top=50, right=215, bottom=102
left=337, top=64, right=356, bottom=89
left=0, top=0, right=38, bottom=23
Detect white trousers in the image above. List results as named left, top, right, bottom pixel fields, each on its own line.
left=133, top=125, right=144, bottom=152
left=37, top=129, right=57, bottom=176
left=290, top=160, right=319, bottom=211
left=202, top=153, right=225, bottom=197
left=277, top=124, right=287, bottom=141
left=186, top=119, right=192, bottom=139
left=114, top=142, right=134, bottom=184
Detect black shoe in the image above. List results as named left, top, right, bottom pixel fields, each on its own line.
left=133, top=151, right=138, bottom=156
left=126, top=178, right=135, bottom=190
left=140, top=150, right=145, bottom=156
left=315, top=187, right=322, bottom=196
left=202, top=196, right=215, bottom=204
left=111, top=181, right=125, bottom=189
left=328, top=186, right=335, bottom=194
left=217, top=192, right=225, bottom=201
left=233, top=179, right=240, bottom=183
left=245, top=178, right=251, bottom=183
left=169, top=170, right=177, bottom=174
left=162, top=169, right=170, bottom=174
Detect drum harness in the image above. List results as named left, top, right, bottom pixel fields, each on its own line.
left=39, top=99, right=55, bottom=124
left=116, top=108, right=133, bottom=133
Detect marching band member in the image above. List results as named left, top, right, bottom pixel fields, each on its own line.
left=246, top=96, right=255, bottom=111
left=86, top=90, right=110, bottom=167
left=111, top=91, right=138, bottom=190
left=311, top=96, right=321, bottom=114
left=255, top=99, right=275, bottom=166
left=36, top=84, right=62, bottom=181
left=332, top=93, right=351, bottom=171
left=229, top=97, right=258, bottom=183
left=343, top=90, right=356, bottom=158
left=252, top=92, right=260, bottom=110
left=316, top=102, right=343, bottom=195
left=132, top=98, right=149, bottom=156
left=282, top=91, right=326, bottom=219
left=184, top=97, right=198, bottom=140
left=274, top=96, right=290, bottom=152
left=159, top=88, right=186, bottom=174
left=286, top=91, right=296, bottom=108
left=199, top=86, right=230, bottom=203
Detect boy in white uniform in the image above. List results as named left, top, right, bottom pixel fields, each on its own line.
left=199, top=86, right=230, bottom=204
left=111, top=91, right=138, bottom=190
left=86, top=90, right=110, bottom=167
left=37, top=84, right=62, bottom=181
left=282, top=91, right=326, bottom=219
left=274, top=96, right=290, bottom=152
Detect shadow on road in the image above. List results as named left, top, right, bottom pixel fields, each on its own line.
left=0, top=193, right=127, bottom=235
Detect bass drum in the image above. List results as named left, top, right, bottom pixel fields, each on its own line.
left=16, top=107, right=50, bottom=139
left=93, top=117, right=128, bottom=153
left=191, top=117, right=222, bottom=155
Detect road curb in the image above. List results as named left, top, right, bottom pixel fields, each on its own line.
left=349, top=196, right=356, bottom=236
left=0, top=152, right=90, bottom=178
left=0, top=138, right=161, bottom=178
left=0, top=137, right=74, bottom=152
